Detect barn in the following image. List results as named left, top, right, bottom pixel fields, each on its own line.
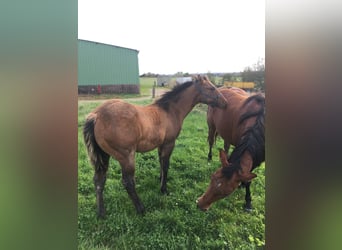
left=78, top=39, right=140, bottom=94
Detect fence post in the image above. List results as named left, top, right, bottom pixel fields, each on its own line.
left=152, top=81, right=156, bottom=98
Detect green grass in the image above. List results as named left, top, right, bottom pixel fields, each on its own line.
left=78, top=100, right=265, bottom=249
left=139, top=77, right=157, bottom=96
left=78, top=77, right=164, bottom=100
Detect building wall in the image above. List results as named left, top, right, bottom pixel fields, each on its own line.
left=78, top=39, right=140, bottom=94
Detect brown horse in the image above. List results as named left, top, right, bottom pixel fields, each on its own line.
left=197, top=87, right=265, bottom=211
left=207, top=87, right=250, bottom=161
left=83, top=75, right=227, bottom=217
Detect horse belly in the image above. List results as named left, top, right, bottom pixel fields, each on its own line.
left=213, top=111, right=234, bottom=143
left=136, top=141, right=159, bottom=153
left=217, top=125, right=234, bottom=144
left=136, top=131, right=164, bottom=152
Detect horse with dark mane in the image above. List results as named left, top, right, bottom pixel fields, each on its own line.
left=197, top=87, right=265, bottom=211
left=83, top=75, right=227, bottom=217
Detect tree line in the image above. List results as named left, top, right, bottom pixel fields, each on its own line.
left=209, top=58, right=265, bottom=91
left=140, top=58, right=265, bottom=91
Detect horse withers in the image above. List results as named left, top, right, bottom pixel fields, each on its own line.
left=197, top=87, right=265, bottom=211
left=83, top=75, right=227, bottom=217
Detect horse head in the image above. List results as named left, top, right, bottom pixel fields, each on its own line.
left=197, top=149, right=257, bottom=211
left=193, top=75, right=227, bottom=109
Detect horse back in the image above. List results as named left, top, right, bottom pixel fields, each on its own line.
left=91, top=100, right=168, bottom=154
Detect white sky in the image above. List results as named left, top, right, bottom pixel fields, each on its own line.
left=78, top=0, right=265, bottom=75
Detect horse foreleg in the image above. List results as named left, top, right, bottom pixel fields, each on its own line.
left=121, top=156, right=145, bottom=214
left=207, top=125, right=216, bottom=161
left=243, top=181, right=253, bottom=212
left=224, top=141, right=230, bottom=158
left=159, top=142, right=175, bottom=194
left=93, top=156, right=109, bottom=218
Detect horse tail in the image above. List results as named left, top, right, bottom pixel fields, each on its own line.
left=83, top=113, right=109, bottom=170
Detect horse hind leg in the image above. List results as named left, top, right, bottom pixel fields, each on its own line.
left=83, top=115, right=110, bottom=218
left=93, top=155, right=109, bottom=218
left=120, top=154, right=145, bottom=214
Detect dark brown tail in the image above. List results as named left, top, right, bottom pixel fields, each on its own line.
left=83, top=113, right=109, bottom=170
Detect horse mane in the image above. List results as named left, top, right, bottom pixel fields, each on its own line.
left=222, top=162, right=242, bottom=179
left=222, top=94, right=265, bottom=179
left=154, top=80, right=194, bottom=111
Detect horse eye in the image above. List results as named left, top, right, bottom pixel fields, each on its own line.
left=217, top=182, right=222, bottom=187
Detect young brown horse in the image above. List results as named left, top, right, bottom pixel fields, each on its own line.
left=197, top=87, right=265, bottom=211
left=83, top=75, right=227, bottom=217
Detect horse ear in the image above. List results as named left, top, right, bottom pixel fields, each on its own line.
left=219, top=149, right=229, bottom=167
left=238, top=172, right=257, bottom=182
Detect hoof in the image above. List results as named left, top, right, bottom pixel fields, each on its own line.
left=244, top=207, right=253, bottom=213
left=136, top=205, right=145, bottom=215
left=97, top=208, right=106, bottom=219
left=243, top=204, right=253, bottom=212
left=161, top=188, right=169, bottom=195
left=137, top=209, right=145, bottom=215
left=97, top=213, right=106, bottom=220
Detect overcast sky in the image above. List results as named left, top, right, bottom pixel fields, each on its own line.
left=78, top=0, right=265, bottom=75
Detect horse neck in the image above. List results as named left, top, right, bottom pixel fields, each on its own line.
left=239, top=151, right=254, bottom=173
left=168, top=85, right=199, bottom=121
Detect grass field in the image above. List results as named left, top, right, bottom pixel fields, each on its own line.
left=139, top=77, right=157, bottom=96
left=78, top=77, right=164, bottom=100
left=78, top=100, right=265, bottom=249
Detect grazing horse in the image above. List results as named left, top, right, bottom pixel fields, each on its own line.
left=83, top=75, right=227, bottom=217
left=197, top=87, right=265, bottom=211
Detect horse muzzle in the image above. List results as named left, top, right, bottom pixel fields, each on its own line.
left=196, top=198, right=209, bottom=212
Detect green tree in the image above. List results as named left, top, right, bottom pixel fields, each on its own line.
left=241, top=58, right=265, bottom=91
left=207, top=71, right=216, bottom=84
left=222, top=72, right=241, bottom=83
